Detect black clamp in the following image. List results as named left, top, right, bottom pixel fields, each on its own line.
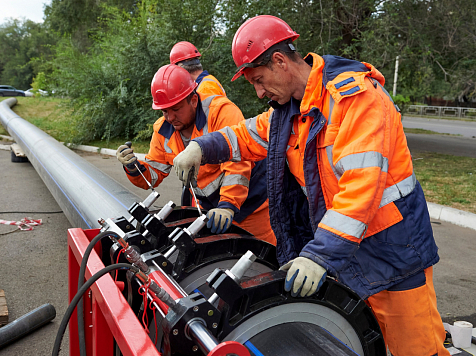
left=162, top=293, right=220, bottom=355
left=206, top=268, right=244, bottom=306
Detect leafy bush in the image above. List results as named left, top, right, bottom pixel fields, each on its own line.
left=31, top=72, right=47, bottom=97
left=391, top=94, right=411, bottom=113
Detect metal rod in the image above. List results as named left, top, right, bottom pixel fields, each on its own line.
left=188, top=320, right=219, bottom=355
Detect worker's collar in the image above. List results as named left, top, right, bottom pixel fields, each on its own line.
left=195, top=70, right=209, bottom=85
left=267, top=53, right=324, bottom=117
left=268, top=97, right=302, bottom=121
left=158, top=93, right=206, bottom=139
left=300, top=53, right=325, bottom=116
left=194, top=94, right=207, bottom=131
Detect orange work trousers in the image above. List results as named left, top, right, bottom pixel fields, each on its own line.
left=234, top=200, right=276, bottom=246
left=367, top=267, right=450, bottom=356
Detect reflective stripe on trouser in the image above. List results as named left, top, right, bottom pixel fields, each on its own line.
left=366, top=267, right=450, bottom=356
left=234, top=200, right=276, bottom=246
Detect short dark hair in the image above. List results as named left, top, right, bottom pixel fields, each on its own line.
left=178, top=58, right=203, bottom=74
left=265, top=40, right=302, bottom=70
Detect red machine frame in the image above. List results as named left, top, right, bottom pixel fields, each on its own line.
left=68, top=227, right=250, bottom=356
left=68, top=228, right=161, bottom=356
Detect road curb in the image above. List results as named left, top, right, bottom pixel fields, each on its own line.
left=427, top=202, right=476, bottom=231
left=2, top=135, right=476, bottom=231
left=62, top=143, right=146, bottom=161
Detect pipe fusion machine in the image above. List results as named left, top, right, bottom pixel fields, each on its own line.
left=66, top=190, right=386, bottom=356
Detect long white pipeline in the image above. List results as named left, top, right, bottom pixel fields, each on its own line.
left=0, top=98, right=141, bottom=229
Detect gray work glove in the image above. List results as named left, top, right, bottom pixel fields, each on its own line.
left=206, top=208, right=234, bottom=234
left=173, top=141, right=202, bottom=187
left=279, top=257, right=327, bottom=297
left=116, top=144, right=138, bottom=172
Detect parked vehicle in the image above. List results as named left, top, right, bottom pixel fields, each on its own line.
left=0, top=85, right=25, bottom=97
left=25, top=88, right=48, bottom=97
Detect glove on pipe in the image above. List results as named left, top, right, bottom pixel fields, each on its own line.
left=206, top=208, right=234, bottom=234
left=280, top=257, right=327, bottom=297
left=116, top=144, right=137, bottom=172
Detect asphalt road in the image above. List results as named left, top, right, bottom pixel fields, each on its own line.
left=406, top=133, right=476, bottom=158
left=402, top=116, right=476, bottom=138
left=0, top=135, right=475, bottom=355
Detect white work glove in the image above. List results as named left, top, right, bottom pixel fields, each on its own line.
left=173, top=141, right=202, bottom=187
left=279, top=257, right=327, bottom=297
left=206, top=208, right=234, bottom=234
left=116, top=144, right=137, bottom=172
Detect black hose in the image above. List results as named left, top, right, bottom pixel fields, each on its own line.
left=77, top=230, right=122, bottom=356
left=52, top=263, right=139, bottom=356
left=0, top=303, right=56, bottom=349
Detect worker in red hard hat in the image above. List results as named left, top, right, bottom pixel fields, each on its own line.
left=173, top=15, right=450, bottom=356
left=116, top=64, right=275, bottom=245
left=170, top=41, right=226, bottom=97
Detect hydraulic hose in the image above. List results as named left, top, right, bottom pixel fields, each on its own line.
left=76, top=231, right=122, bottom=356
left=0, top=303, right=56, bottom=349
left=53, top=263, right=139, bottom=356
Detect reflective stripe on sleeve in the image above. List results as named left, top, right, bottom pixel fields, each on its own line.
left=222, top=174, right=249, bottom=188
left=163, top=138, right=173, bottom=153
left=149, top=168, right=159, bottom=187
left=321, top=210, right=368, bottom=239
left=219, top=126, right=242, bottom=161
left=193, top=172, right=225, bottom=197
left=335, top=151, right=389, bottom=175
left=201, top=95, right=219, bottom=119
left=245, top=116, right=269, bottom=150
left=379, top=172, right=416, bottom=208
left=145, top=159, right=172, bottom=174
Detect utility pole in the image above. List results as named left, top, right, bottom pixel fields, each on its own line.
left=393, top=55, right=399, bottom=97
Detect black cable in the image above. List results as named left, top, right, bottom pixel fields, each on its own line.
left=77, top=230, right=122, bottom=356
left=52, top=263, right=139, bottom=356
left=0, top=211, right=64, bottom=214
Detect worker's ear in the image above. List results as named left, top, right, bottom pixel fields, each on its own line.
left=190, top=93, right=199, bottom=110
left=271, top=51, right=287, bottom=70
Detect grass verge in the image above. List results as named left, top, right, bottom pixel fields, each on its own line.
left=0, top=97, right=151, bottom=153
left=413, top=152, right=476, bottom=214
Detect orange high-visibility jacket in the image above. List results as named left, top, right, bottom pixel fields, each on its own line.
left=195, top=70, right=226, bottom=97
left=126, top=92, right=267, bottom=222
left=193, top=53, right=438, bottom=298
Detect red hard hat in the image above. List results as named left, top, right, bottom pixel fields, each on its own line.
left=151, top=64, right=198, bottom=110
left=231, top=15, right=299, bottom=81
left=170, top=41, right=201, bottom=64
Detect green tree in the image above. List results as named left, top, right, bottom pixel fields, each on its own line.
left=44, top=0, right=138, bottom=52
left=0, top=19, right=56, bottom=89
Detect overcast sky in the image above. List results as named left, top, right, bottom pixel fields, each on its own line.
left=0, top=0, right=51, bottom=25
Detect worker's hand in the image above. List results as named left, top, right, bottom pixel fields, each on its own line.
left=116, top=144, right=137, bottom=172
left=279, top=257, right=327, bottom=297
left=206, top=208, right=234, bottom=234
left=173, top=141, right=202, bottom=187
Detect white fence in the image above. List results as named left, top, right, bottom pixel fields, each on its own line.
left=407, top=105, right=476, bottom=119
